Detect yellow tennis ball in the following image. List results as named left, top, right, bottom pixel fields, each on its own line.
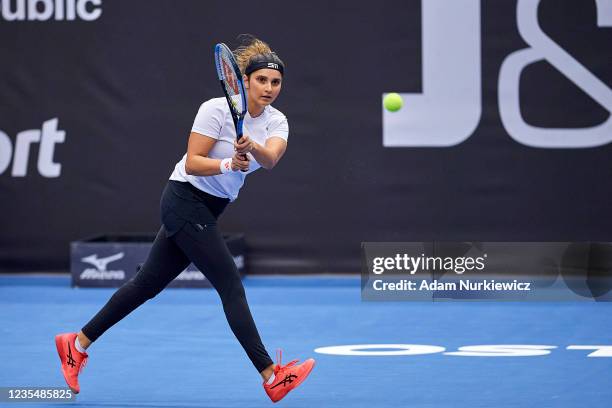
left=383, top=93, right=403, bottom=112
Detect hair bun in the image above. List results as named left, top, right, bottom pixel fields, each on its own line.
left=232, top=35, right=283, bottom=75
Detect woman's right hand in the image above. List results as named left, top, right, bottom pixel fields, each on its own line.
left=231, top=152, right=250, bottom=172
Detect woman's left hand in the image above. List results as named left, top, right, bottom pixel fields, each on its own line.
left=235, top=135, right=255, bottom=155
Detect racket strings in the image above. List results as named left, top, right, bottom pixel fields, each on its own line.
left=218, top=49, right=245, bottom=115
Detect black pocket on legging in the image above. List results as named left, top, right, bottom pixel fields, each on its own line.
left=160, top=182, right=218, bottom=237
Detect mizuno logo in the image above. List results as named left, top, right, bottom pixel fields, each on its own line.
left=79, top=252, right=126, bottom=280
left=81, top=252, right=124, bottom=271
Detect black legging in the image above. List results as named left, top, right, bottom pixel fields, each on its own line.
left=81, top=181, right=273, bottom=372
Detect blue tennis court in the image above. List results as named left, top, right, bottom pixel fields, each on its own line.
left=1, top=275, right=610, bottom=407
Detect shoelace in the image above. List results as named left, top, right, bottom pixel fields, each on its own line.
left=274, top=349, right=298, bottom=374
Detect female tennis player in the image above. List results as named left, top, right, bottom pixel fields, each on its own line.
left=55, top=36, right=314, bottom=403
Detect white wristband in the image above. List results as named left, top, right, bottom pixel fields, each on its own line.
left=220, top=158, right=233, bottom=174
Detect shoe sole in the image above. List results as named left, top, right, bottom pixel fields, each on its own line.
left=55, top=335, right=79, bottom=394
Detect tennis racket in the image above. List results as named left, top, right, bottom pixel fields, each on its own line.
left=214, top=43, right=248, bottom=170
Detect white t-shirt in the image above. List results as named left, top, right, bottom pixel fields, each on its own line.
left=170, top=97, right=289, bottom=201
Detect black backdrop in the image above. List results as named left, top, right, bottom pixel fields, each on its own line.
left=1, top=0, right=611, bottom=273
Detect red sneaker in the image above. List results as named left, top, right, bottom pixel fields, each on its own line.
left=55, top=333, right=88, bottom=394
left=263, top=350, right=315, bottom=403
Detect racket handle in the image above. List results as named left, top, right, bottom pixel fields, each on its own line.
left=236, top=133, right=248, bottom=172
left=240, top=153, right=248, bottom=172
